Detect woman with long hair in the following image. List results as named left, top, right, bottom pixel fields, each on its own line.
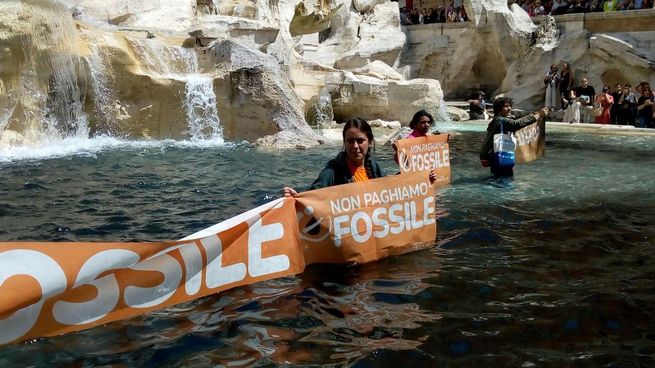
left=282, top=117, right=386, bottom=196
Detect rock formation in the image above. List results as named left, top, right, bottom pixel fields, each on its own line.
left=404, top=1, right=655, bottom=110
left=1, top=0, right=653, bottom=149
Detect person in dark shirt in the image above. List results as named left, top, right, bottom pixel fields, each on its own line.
left=637, top=84, right=654, bottom=128
left=559, top=62, right=574, bottom=110
left=610, top=83, right=623, bottom=124
left=574, top=78, right=595, bottom=123
left=282, top=118, right=385, bottom=197
left=618, top=84, right=638, bottom=126
left=468, top=91, right=488, bottom=120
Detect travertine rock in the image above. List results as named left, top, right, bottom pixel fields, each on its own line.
left=255, top=130, right=324, bottom=149
left=326, top=68, right=444, bottom=124
left=205, top=39, right=320, bottom=142
left=368, top=119, right=401, bottom=129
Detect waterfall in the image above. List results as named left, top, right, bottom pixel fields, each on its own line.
left=127, top=38, right=223, bottom=141
left=0, top=0, right=88, bottom=146
left=436, top=96, right=451, bottom=122
left=85, top=35, right=118, bottom=135
left=184, top=75, right=224, bottom=141
left=127, top=38, right=199, bottom=77
left=1, top=1, right=224, bottom=158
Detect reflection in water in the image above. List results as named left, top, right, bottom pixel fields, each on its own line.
left=0, top=127, right=654, bottom=366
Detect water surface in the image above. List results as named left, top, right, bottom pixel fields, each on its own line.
left=1, top=125, right=654, bottom=367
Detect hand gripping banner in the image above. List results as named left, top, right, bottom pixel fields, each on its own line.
left=514, top=119, right=545, bottom=164
left=395, top=134, right=451, bottom=186
left=0, top=172, right=436, bottom=346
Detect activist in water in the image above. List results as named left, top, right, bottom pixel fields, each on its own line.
left=479, top=97, right=549, bottom=178
left=282, top=117, right=385, bottom=196
left=392, top=110, right=435, bottom=164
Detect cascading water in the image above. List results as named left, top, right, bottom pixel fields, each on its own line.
left=0, top=0, right=88, bottom=147
left=126, top=37, right=224, bottom=141
left=433, top=95, right=460, bottom=132
left=0, top=8, right=225, bottom=161
left=437, top=96, right=451, bottom=122
left=184, top=75, right=224, bottom=141
left=127, top=38, right=200, bottom=76
left=85, top=32, right=119, bottom=135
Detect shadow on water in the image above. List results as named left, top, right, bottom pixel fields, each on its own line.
left=0, top=129, right=654, bottom=366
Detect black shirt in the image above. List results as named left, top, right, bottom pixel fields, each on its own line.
left=575, top=85, right=596, bottom=106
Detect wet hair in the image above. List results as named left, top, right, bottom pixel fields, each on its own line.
left=493, top=97, right=513, bottom=115
left=342, top=117, right=375, bottom=179
left=409, top=109, right=434, bottom=129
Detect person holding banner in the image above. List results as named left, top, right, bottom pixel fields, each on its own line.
left=408, top=110, right=436, bottom=138
left=282, top=117, right=386, bottom=196
left=391, top=110, right=440, bottom=183
left=479, top=97, right=549, bottom=178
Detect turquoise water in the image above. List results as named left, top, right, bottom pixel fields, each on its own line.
left=1, top=125, right=654, bottom=366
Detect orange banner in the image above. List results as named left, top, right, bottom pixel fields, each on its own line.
left=296, top=172, right=436, bottom=264
left=0, top=198, right=303, bottom=346
left=515, top=119, right=545, bottom=164
left=395, top=134, right=451, bottom=186
left=0, top=173, right=437, bottom=346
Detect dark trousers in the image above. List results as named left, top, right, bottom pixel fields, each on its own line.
left=490, top=165, right=514, bottom=178
left=617, top=108, right=635, bottom=126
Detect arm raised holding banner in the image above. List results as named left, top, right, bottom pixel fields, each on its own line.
left=479, top=97, right=548, bottom=178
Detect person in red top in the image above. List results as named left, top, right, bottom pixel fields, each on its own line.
left=407, top=110, right=434, bottom=137
left=393, top=110, right=439, bottom=162
left=594, top=85, right=614, bottom=124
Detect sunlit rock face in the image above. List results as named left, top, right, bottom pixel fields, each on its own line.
left=307, top=0, right=406, bottom=69
left=327, top=68, right=444, bottom=124
left=204, top=39, right=319, bottom=143
left=403, top=0, right=654, bottom=110
left=1, top=0, right=447, bottom=148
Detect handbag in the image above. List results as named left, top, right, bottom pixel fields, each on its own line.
left=492, top=120, right=516, bottom=169
left=592, top=104, right=603, bottom=117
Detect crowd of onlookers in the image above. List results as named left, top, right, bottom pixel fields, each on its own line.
left=543, top=62, right=654, bottom=127
left=401, top=0, right=653, bottom=26
left=400, top=1, right=469, bottom=25
left=510, top=0, right=654, bottom=16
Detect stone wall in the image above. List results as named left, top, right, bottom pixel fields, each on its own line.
left=402, top=7, right=655, bottom=109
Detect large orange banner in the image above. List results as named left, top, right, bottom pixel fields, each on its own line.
left=0, top=198, right=303, bottom=346
left=296, top=172, right=436, bottom=264
left=0, top=173, right=436, bottom=346
left=515, top=119, right=545, bottom=164
left=395, top=134, right=451, bottom=186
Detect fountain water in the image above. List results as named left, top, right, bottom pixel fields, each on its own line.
left=0, top=0, right=88, bottom=146
left=125, top=37, right=224, bottom=141
left=185, top=75, right=224, bottom=141
left=0, top=3, right=225, bottom=155
left=84, top=32, right=119, bottom=135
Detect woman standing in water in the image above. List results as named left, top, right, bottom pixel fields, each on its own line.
left=282, top=117, right=386, bottom=196
left=479, top=97, right=549, bottom=178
